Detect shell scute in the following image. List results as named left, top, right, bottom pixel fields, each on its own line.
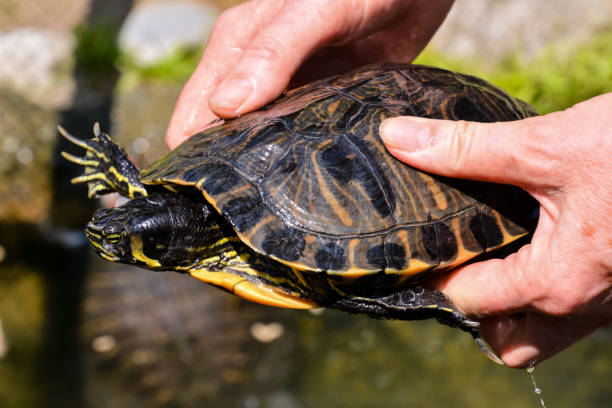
left=141, top=64, right=538, bottom=279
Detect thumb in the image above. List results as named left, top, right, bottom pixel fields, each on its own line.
left=430, top=244, right=542, bottom=317
left=379, top=114, right=557, bottom=189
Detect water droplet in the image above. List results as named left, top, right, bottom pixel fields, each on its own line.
left=526, top=366, right=547, bottom=408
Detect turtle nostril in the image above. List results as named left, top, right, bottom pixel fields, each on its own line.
left=86, top=220, right=103, bottom=233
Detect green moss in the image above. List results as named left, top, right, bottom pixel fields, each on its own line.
left=73, top=23, right=120, bottom=76
left=75, top=21, right=612, bottom=108
left=73, top=20, right=206, bottom=84
left=117, top=47, right=205, bottom=90
left=415, top=29, right=612, bottom=113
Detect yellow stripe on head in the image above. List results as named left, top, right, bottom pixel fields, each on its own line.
left=130, top=235, right=162, bottom=268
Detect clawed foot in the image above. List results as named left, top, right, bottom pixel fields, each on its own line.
left=59, top=123, right=148, bottom=199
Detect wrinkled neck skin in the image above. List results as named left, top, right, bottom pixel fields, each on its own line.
left=86, top=193, right=228, bottom=270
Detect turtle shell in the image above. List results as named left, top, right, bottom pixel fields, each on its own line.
left=141, top=63, right=538, bottom=280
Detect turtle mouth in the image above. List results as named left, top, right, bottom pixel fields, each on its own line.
left=85, top=222, right=121, bottom=261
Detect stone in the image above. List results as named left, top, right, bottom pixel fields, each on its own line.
left=431, top=0, right=612, bottom=61
left=119, top=0, right=220, bottom=67
left=0, top=28, right=75, bottom=108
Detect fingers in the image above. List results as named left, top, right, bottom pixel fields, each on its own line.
left=431, top=210, right=611, bottom=367
left=208, top=0, right=454, bottom=118
left=380, top=92, right=612, bottom=365
left=380, top=94, right=612, bottom=190
left=208, top=1, right=341, bottom=118
left=379, top=113, right=564, bottom=190
left=166, top=0, right=331, bottom=148
left=433, top=245, right=542, bottom=318
left=480, top=312, right=604, bottom=368
left=432, top=208, right=559, bottom=318
left=437, top=251, right=597, bottom=368
left=166, top=0, right=283, bottom=149
left=167, top=0, right=454, bottom=150
left=166, top=0, right=344, bottom=149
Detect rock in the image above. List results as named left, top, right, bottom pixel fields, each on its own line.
left=0, top=90, right=58, bottom=223
left=119, top=1, right=220, bottom=67
left=0, top=0, right=89, bottom=32
left=431, top=0, right=612, bottom=61
left=0, top=28, right=75, bottom=109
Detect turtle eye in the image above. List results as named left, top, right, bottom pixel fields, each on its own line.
left=105, top=234, right=122, bottom=244
left=102, top=222, right=125, bottom=243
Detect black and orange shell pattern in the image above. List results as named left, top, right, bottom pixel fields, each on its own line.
left=141, top=63, right=538, bottom=284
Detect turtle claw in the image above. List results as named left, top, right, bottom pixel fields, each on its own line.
left=466, top=326, right=505, bottom=365
left=435, top=302, right=505, bottom=365
left=61, top=151, right=99, bottom=167
left=59, top=124, right=148, bottom=199
left=69, top=172, right=115, bottom=198
left=476, top=338, right=504, bottom=365
left=474, top=336, right=505, bottom=365
left=93, top=122, right=102, bottom=137
left=58, top=125, right=91, bottom=151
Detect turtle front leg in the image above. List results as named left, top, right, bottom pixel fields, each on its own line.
left=59, top=123, right=148, bottom=199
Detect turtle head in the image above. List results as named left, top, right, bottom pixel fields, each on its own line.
left=86, top=193, right=221, bottom=270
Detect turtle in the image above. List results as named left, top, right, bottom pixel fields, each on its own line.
left=60, top=63, right=539, bottom=364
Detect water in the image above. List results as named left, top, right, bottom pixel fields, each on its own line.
left=527, top=366, right=546, bottom=408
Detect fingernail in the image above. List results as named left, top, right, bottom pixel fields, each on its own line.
left=209, top=78, right=253, bottom=111
left=379, top=117, right=433, bottom=153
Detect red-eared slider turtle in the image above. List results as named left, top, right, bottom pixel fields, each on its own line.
left=61, top=63, right=538, bottom=364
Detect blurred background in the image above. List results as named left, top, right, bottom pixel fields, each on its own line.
left=0, top=0, right=611, bottom=407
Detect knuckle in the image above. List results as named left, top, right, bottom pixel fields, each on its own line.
left=210, top=8, right=240, bottom=42
left=502, top=247, right=552, bottom=314
left=526, top=255, right=585, bottom=317
left=245, top=35, right=286, bottom=63
left=545, top=292, right=585, bottom=316
left=217, top=4, right=246, bottom=25
left=446, top=120, right=477, bottom=174
left=511, top=116, right=563, bottom=188
left=517, top=118, right=549, bottom=160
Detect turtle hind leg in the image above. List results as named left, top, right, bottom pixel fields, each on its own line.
left=330, top=286, right=504, bottom=365
left=59, top=123, right=148, bottom=199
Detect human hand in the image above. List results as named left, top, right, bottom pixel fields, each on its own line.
left=379, top=93, right=612, bottom=368
left=166, top=0, right=454, bottom=149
